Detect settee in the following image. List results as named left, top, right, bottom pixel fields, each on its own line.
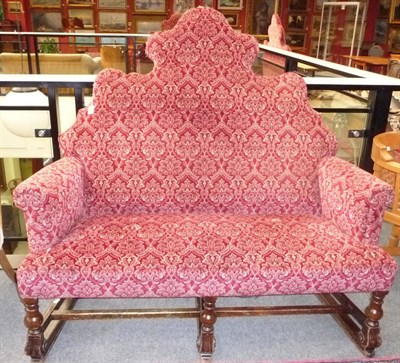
left=13, top=8, right=397, bottom=361
left=0, top=52, right=101, bottom=75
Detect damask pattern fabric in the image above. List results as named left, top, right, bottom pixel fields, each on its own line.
left=60, top=10, right=337, bottom=218
left=17, top=214, right=397, bottom=299
left=319, top=157, right=394, bottom=247
left=13, top=157, right=86, bottom=253
left=14, top=8, right=397, bottom=300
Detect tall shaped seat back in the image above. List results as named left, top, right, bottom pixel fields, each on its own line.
left=60, top=8, right=337, bottom=217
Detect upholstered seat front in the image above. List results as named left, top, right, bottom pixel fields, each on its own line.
left=18, top=212, right=396, bottom=299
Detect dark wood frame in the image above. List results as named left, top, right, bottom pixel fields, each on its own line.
left=21, top=292, right=389, bottom=360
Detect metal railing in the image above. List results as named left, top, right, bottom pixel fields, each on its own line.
left=0, top=31, right=150, bottom=73
left=1, top=41, right=400, bottom=171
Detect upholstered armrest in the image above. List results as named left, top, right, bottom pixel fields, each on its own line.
left=318, top=157, right=394, bottom=246
left=13, top=157, right=86, bottom=253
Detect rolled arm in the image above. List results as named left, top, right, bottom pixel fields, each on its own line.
left=13, top=157, right=86, bottom=253
left=318, top=157, right=394, bottom=246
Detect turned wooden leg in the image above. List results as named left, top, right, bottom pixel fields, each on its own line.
left=357, top=291, right=388, bottom=357
left=197, top=296, right=217, bottom=359
left=23, top=298, right=47, bottom=360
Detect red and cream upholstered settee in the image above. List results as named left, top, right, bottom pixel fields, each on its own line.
left=13, top=8, right=397, bottom=361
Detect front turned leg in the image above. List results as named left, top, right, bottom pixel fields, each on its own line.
left=357, top=291, right=388, bottom=357
left=197, top=297, right=217, bottom=359
left=23, top=298, right=47, bottom=360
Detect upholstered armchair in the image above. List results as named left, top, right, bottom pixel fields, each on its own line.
left=13, top=7, right=397, bottom=361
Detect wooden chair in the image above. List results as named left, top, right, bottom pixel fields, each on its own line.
left=368, top=45, right=384, bottom=57
left=388, top=58, right=400, bottom=78
left=372, top=132, right=400, bottom=255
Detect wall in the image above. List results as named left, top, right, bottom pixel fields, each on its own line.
left=0, top=1, right=393, bottom=58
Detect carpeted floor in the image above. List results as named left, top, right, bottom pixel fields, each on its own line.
left=0, top=226, right=399, bottom=363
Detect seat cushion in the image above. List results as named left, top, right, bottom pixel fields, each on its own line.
left=17, top=214, right=397, bottom=299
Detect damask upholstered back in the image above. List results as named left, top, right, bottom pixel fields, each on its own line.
left=60, top=7, right=337, bottom=217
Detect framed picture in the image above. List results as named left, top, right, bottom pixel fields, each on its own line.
left=223, top=12, right=239, bottom=28
left=378, top=0, right=390, bottom=17
left=135, top=0, right=166, bottom=12
left=287, top=13, right=306, bottom=30
left=0, top=0, right=4, bottom=21
left=134, top=16, right=164, bottom=34
left=316, top=14, right=336, bottom=39
left=30, top=0, right=60, bottom=7
left=99, top=0, right=126, bottom=9
left=374, top=20, right=388, bottom=44
left=32, top=12, right=63, bottom=32
left=311, top=16, right=321, bottom=38
left=288, top=0, right=307, bottom=12
left=390, top=0, right=400, bottom=24
left=101, top=36, right=127, bottom=45
left=67, top=0, right=92, bottom=5
left=286, top=33, right=306, bottom=47
left=173, top=0, right=195, bottom=12
left=204, top=0, right=214, bottom=7
left=8, top=1, right=23, bottom=13
left=68, top=9, right=94, bottom=29
left=218, top=0, right=242, bottom=10
left=309, top=39, right=319, bottom=57
left=75, top=30, right=96, bottom=47
left=342, top=21, right=356, bottom=45
left=246, top=0, right=277, bottom=35
left=388, top=27, right=400, bottom=52
left=314, top=0, right=323, bottom=11
left=99, top=12, right=128, bottom=32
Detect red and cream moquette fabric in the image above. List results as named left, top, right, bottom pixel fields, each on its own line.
left=14, top=8, right=397, bottom=299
